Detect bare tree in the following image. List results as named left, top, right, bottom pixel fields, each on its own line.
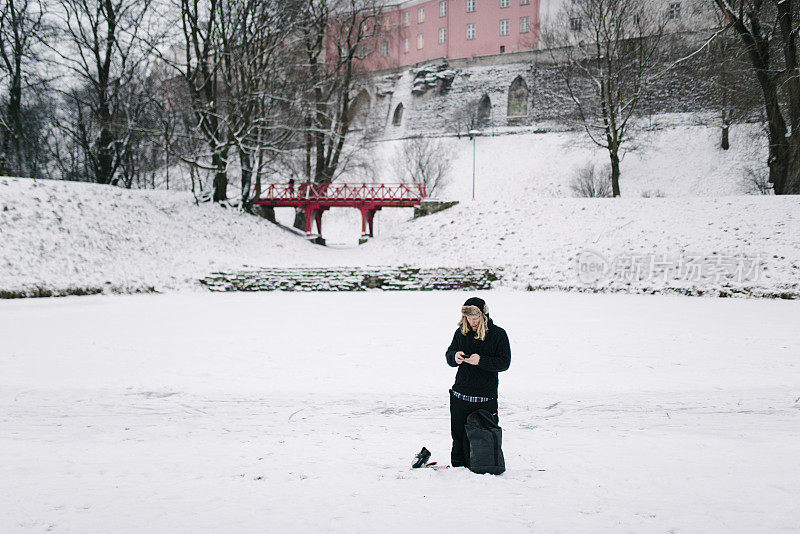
left=299, top=0, right=384, bottom=183
left=673, top=7, right=764, bottom=151
left=218, top=0, right=304, bottom=210
left=49, top=0, right=157, bottom=185
left=115, top=64, right=169, bottom=190
left=542, top=0, right=670, bottom=197
left=702, top=32, right=762, bottom=150
left=0, top=0, right=48, bottom=176
left=171, top=0, right=231, bottom=201
left=713, top=0, right=800, bottom=194
left=449, top=96, right=485, bottom=138
left=159, top=0, right=304, bottom=204
left=392, top=136, right=451, bottom=197
left=289, top=0, right=386, bottom=228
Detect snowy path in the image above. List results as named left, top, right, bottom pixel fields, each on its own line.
left=1, top=292, right=799, bottom=533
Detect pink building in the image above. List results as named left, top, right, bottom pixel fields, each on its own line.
left=362, top=0, right=541, bottom=71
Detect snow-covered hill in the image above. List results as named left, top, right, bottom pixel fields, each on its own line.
left=371, top=117, right=768, bottom=200
left=1, top=119, right=797, bottom=298
left=0, top=178, right=339, bottom=297
left=360, top=195, right=799, bottom=297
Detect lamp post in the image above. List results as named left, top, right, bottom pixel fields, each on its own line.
left=468, top=129, right=480, bottom=200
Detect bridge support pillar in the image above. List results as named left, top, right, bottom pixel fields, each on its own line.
left=359, top=207, right=380, bottom=240
left=304, top=206, right=328, bottom=240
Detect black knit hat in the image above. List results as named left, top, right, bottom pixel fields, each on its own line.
left=462, top=297, right=487, bottom=316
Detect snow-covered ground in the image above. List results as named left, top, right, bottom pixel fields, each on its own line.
left=2, top=176, right=797, bottom=298
left=359, top=194, right=800, bottom=296
left=0, top=178, right=339, bottom=296
left=280, top=119, right=771, bottom=242
left=1, top=118, right=796, bottom=298
left=2, top=291, right=799, bottom=532
left=372, top=116, right=768, bottom=200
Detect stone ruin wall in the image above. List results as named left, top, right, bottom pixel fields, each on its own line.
left=349, top=37, right=733, bottom=140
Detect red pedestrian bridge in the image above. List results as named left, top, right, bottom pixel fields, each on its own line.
left=253, top=182, right=427, bottom=240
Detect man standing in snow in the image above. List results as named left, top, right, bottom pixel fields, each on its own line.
left=445, top=297, right=511, bottom=468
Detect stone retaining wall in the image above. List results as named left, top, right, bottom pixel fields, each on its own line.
left=199, top=266, right=500, bottom=292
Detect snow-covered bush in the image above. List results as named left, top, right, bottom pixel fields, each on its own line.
left=641, top=189, right=666, bottom=197
left=740, top=166, right=773, bottom=195
left=569, top=162, right=612, bottom=198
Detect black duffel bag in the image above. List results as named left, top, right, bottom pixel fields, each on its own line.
left=465, top=409, right=506, bottom=475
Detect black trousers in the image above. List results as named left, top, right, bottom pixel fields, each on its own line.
left=449, top=390, right=498, bottom=468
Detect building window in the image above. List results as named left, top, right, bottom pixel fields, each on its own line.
left=439, top=27, right=447, bottom=43
left=467, top=0, right=476, bottom=12
left=403, top=12, right=409, bottom=26
left=500, top=19, right=510, bottom=35
left=520, top=16, right=530, bottom=33
left=668, top=2, right=681, bottom=19
left=467, top=23, right=476, bottom=39
left=418, top=7, right=425, bottom=23
left=382, top=16, right=390, bottom=31
left=570, top=17, right=582, bottom=31
left=417, top=33, right=424, bottom=49
left=440, top=1, right=447, bottom=17
left=381, top=41, right=389, bottom=56
left=393, top=103, right=404, bottom=126
left=521, top=0, right=530, bottom=4
left=403, top=38, right=409, bottom=53
left=477, top=94, right=491, bottom=125
left=500, top=0, right=509, bottom=7
left=507, top=75, right=529, bottom=123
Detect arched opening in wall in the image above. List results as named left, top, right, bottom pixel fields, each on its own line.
left=346, top=89, right=371, bottom=131
left=477, top=94, right=491, bottom=127
left=392, top=103, right=404, bottom=126
left=507, top=76, right=529, bottom=125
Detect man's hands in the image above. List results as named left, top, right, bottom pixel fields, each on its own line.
left=455, top=351, right=480, bottom=365
left=463, top=353, right=480, bottom=365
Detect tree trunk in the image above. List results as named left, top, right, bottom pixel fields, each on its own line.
left=97, top=126, right=115, bottom=184
left=212, top=148, right=228, bottom=202
left=786, top=137, right=800, bottom=194
left=609, top=149, right=621, bottom=197
left=721, top=124, right=730, bottom=150
left=718, top=1, right=790, bottom=194
left=765, top=115, right=789, bottom=195
left=749, top=69, right=788, bottom=193
left=244, top=149, right=263, bottom=214
left=8, top=67, right=24, bottom=176
left=240, top=149, right=251, bottom=208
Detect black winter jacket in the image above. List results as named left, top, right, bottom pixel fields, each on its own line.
left=445, top=318, right=511, bottom=399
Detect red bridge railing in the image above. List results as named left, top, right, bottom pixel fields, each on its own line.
left=253, top=182, right=426, bottom=204
left=252, top=182, right=427, bottom=239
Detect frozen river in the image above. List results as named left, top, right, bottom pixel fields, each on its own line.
left=1, top=291, right=799, bottom=533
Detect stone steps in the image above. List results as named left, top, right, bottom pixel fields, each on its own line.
left=199, top=266, right=499, bottom=292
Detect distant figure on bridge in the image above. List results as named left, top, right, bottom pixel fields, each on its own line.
left=288, top=178, right=295, bottom=198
